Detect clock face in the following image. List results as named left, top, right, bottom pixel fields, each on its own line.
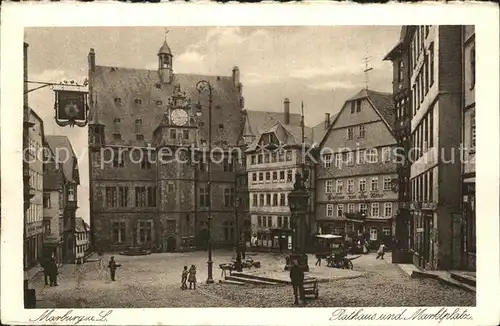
left=171, top=109, right=188, bottom=126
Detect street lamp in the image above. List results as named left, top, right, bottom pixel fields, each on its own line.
left=195, top=80, right=215, bottom=284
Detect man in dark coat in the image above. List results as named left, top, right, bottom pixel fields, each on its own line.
left=40, top=257, right=50, bottom=286
left=48, top=257, right=58, bottom=286
left=108, top=256, right=121, bottom=281
left=289, top=260, right=305, bottom=305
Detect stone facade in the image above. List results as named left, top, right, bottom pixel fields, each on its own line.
left=87, top=39, right=245, bottom=251
left=461, top=25, right=476, bottom=271
left=405, top=25, right=463, bottom=270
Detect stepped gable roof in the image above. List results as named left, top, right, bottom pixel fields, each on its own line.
left=91, top=65, right=242, bottom=147
left=45, top=135, right=80, bottom=184
left=75, top=217, right=90, bottom=233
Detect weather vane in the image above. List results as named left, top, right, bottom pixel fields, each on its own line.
left=363, top=55, right=373, bottom=89
left=164, top=28, right=169, bottom=41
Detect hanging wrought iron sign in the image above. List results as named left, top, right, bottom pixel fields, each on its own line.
left=53, top=80, right=89, bottom=127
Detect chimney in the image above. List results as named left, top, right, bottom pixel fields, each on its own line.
left=232, top=66, right=240, bottom=87
left=325, top=113, right=330, bottom=130
left=284, top=98, right=290, bottom=124
left=88, top=48, right=96, bottom=72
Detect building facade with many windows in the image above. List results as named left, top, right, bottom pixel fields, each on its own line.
left=316, top=89, right=398, bottom=248
left=384, top=26, right=414, bottom=262
left=25, top=109, right=45, bottom=269
left=88, top=38, right=245, bottom=251
left=244, top=99, right=316, bottom=251
left=44, top=135, right=80, bottom=263
left=406, top=25, right=463, bottom=270
left=461, top=25, right=475, bottom=271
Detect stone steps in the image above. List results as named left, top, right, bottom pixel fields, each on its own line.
left=219, top=279, right=246, bottom=286
left=224, top=275, right=279, bottom=286
left=230, top=271, right=290, bottom=284
left=450, top=272, right=476, bottom=287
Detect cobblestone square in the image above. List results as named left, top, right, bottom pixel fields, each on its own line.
left=30, top=251, right=475, bottom=308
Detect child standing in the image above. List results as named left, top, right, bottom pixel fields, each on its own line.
left=376, top=242, right=386, bottom=259
left=181, top=266, right=188, bottom=290
left=188, top=265, right=197, bottom=289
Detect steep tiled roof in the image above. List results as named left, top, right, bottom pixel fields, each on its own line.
left=91, top=66, right=243, bottom=147
left=243, top=110, right=303, bottom=138
left=45, top=135, right=80, bottom=184
left=365, top=89, right=395, bottom=128
left=320, top=89, right=395, bottom=148
left=246, top=120, right=314, bottom=151
left=311, top=113, right=338, bottom=144
left=347, top=89, right=394, bottom=130
left=43, top=161, right=63, bottom=190
left=75, top=217, right=90, bottom=233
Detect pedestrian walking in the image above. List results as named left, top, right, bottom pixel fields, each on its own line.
left=40, top=257, right=50, bottom=286
left=181, top=266, right=188, bottom=290
left=289, top=260, right=305, bottom=305
left=188, top=265, right=197, bottom=289
left=376, top=242, right=386, bottom=259
left=108, top=256, right=121, bottom=281
left=48, top=257, right=59, bottom=286
left=315, top=254, right=322, bottom=266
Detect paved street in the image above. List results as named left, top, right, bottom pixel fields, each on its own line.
left=30, top=250, right=475, bottom=308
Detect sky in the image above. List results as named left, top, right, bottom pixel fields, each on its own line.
left=25, top=26, right=401, bottom=223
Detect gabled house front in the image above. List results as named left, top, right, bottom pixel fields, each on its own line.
left=244, top=99, right=316, bottom=251
left=316, top=88, right=398, bottom=249
left=44, top=135, right=80, bottom=264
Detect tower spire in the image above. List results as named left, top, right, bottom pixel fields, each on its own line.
left=363, top=55, right=373, bottom=89
left=164, top=28, right=169, bottom=42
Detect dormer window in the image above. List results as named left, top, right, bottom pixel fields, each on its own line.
left=112, top=133, right=122, bottom=140
left=135, top=98, right=142, bottom=104
left=114, top=98, right=122, bottom=104
left=156, top=100, right=163, bottom=106
left=155, top=83, right=162, bottom=89
left=218, top=124, right=224, bottom=129
left=113, top=117, right=121, bottom=124
left=136, top=134, right=144, bottom=141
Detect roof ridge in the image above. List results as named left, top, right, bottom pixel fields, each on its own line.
left=96, top=65, right=233, bottom=79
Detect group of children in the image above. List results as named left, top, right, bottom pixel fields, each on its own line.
left=181, top=265, right=197, bottom=290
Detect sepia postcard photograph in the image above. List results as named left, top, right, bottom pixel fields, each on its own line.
left=1, top=2, right=499, bottom=326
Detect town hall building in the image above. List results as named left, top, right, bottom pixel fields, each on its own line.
left=87, top=37, right=245, bottom=252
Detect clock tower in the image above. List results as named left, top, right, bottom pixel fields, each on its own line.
left=153, top=83, right=198, bottom=252
left=153, top=84, right=198, bottom=148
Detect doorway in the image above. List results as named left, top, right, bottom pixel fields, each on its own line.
left=166, top=236, right=176, bottom=252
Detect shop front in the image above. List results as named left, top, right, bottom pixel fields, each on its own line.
left=411, top=208, right=434, bottom=270
left=462, top=179, right=476, bottom=271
